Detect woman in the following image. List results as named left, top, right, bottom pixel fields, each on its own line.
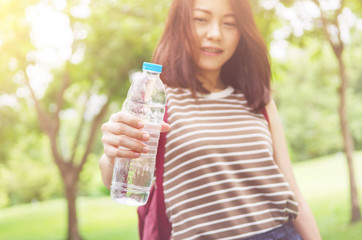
left=100, top=0, right=322, bottom=239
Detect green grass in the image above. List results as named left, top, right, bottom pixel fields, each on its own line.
left=0, top=198, right=139, bottom=240
left=294, top=152, right=362, bottom=240
left=0, top=152, right=361, bottom=240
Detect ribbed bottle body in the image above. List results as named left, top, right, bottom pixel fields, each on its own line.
left=110, top=63, right=165, bottom=206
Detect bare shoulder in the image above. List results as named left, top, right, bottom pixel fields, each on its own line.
left=265, top=98, right=279, bottom=123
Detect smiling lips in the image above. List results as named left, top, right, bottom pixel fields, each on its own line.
left=201, top=47, right=223, bottom=56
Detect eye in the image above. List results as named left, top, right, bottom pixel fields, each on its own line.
left=194, top=17, right=207, bottom=23
left=224, top=21, right=236, bottom=27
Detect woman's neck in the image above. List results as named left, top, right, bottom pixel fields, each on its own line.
left=197, top=71, right=225, bottom=93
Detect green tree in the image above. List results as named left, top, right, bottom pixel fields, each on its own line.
left=259, top=0, right=362, bottom=223
left=0, top=0, right=169, bottom=239
left=310, top=0, right=361, bottom=223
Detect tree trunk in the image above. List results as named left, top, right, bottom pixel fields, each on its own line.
left=61, top=164, right=82, bottom=240
left=336, top=52, right=361, bottom=223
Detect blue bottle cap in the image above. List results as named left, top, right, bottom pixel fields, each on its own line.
left=142, top=62, right=162, bottom=73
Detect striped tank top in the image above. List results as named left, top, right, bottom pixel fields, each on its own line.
left=163, top=86, right=298, bottom=240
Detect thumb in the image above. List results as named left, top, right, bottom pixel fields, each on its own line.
left=160, top=122, right=170, bottom=132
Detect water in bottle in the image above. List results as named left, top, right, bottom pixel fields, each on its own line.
left=110, top=62, right=166, bottom=206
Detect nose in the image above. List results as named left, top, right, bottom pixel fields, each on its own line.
left=206, top=21, right=222, bottom=41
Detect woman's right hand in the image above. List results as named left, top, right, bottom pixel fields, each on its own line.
left=101, top=111, right=170, bottom=166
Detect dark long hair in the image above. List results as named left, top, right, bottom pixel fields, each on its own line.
left=153, top=0, right=271, bottom=112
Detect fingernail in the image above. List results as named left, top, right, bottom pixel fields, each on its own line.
left=143, top=133, right=150, bottom=141
left=137, top=122, right=144, bottom=128
left=134, top=152, right=141, bottom=158
left=143, top=146, right=149, bottom=153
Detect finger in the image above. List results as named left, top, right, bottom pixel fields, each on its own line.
left=104, top=121, right=150, bottom=142
left=110, top=111, right=144, bottom=129
left=161, top=122, right=170, bottom=132
left=103, top=134, right=149, bottom=154
left=104, top=145, right=141, bottom=160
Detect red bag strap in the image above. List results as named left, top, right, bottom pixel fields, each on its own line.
left=155, top=105, right=172, bottom=240
left=137, top=105, right=171, bottom=240
left=261, top=107, right=269, bottom=123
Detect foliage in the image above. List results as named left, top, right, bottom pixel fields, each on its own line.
left=0, top=0, right=361, bottom=225
left=273, top=43, right=343, bottom=161
left=0, top=0, right=170, bottom=210
left=259, top=0, right=362, bottom=161
left=345, top=30, right=362, bottom=150
left=2, top=135, right=63, bottom=204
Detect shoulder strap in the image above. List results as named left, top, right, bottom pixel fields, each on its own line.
left=261, top=107, right=269, bottom=124
left=155, top=106, right=172, bottom=240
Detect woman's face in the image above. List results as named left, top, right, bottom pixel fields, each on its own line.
left=192, top=0, right=240, bottom=75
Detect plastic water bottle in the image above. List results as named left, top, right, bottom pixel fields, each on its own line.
left=110, top=62, right=166, bottom=206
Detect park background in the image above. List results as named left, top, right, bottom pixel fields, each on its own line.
left=0, top=0, right=361, bottom=239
